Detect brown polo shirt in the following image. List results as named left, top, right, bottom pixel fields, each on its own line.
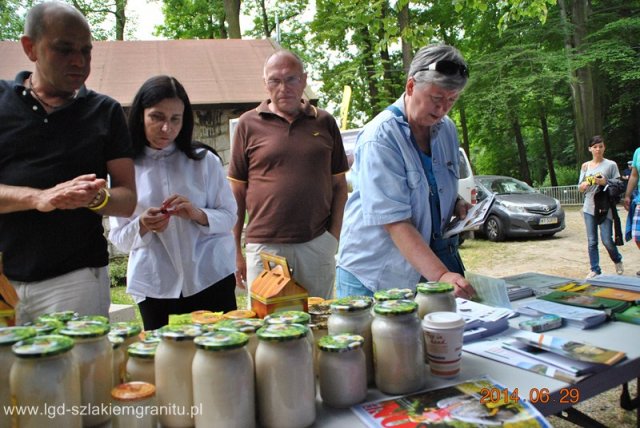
left=228, top=99, right=348, bottom=244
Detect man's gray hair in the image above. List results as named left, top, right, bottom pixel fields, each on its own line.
left=24, top=1, right=88, bottom=41
left=263, top=50, right=305, bottom=79
left=408, top=44, right=468, bottom=91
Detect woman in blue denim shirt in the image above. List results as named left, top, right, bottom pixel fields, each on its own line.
left=336, top=44, right=476, bottom=300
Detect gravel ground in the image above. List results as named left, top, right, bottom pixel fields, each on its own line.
left=461, top=206, right=639, bottom=427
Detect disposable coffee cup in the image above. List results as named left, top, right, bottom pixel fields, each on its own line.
left=422, top=312, right=465, bottom=378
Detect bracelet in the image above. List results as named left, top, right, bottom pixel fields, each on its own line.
left=88, top=188, right=110, bottom=211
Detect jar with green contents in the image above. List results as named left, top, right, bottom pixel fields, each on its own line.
left=11, top=335, right=81, bottom=428
left=415, top=282, right=456, bottom=319
left=255, top=323, right=315, bottom=428
left=193, top=331, right=255, bottom=428
left=155, top=324, right=202, bottom=427
left=328, top=296, right=375, bottom=384
left=211, top=317, right=264, bottom=360
left=59, top=320, right=113, bottom=427
left=318, top=334, right=367, bottom=408
left=126, top=339, right=159, bottom=385
left=372, top=299, right=425, bottom=395
left=373, top=288, right=414, bottom=302
left=1, top=326, right=37, bottom=427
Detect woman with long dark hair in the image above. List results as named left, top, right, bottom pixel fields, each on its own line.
left=109, top=75, right=237, bottom=329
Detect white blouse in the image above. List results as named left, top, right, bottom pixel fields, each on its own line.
left=109, top=144, right=237, bottom=302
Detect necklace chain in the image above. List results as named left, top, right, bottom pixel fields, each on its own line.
left=28, top=74, right=77, bottom=109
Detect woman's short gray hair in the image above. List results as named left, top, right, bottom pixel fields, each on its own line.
left=408, top=44, right=468, bottom=91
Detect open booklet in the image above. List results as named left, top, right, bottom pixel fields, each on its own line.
left=443, top=194, right=495, bottom=238
left=352, top=376, right=551, bottom=427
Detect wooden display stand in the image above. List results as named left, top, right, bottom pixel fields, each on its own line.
left=0, top=253, right=18, bottom=326
left=250, top=252, right=308, bottom=319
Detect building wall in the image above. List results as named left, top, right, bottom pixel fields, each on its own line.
left=193, top=105, right=254, bottom=165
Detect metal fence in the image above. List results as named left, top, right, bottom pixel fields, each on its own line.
left=537, top=185, right=583, bottom=206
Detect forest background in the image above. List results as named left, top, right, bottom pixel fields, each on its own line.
left=2, top=0, right=639, bottom=187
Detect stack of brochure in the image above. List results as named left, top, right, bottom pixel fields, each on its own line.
left=456, top=298, right=513, bottom=342
left=515, top=299, right=607, bottom=329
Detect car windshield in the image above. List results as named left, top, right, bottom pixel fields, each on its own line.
left=480, top=177, right=534, bottom=195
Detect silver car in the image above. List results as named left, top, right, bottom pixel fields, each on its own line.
left=475, top=175, right=565, bottom=241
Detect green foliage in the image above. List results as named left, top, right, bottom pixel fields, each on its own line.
left=109, top=256, right=128, bottom=288
left=156, top=0, right=226, bottom=39
left=541, top=165, right=579, bottom=187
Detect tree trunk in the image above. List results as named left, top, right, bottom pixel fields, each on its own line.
left=115, top=0, right=126, bottom=40
left=539, top=107, right=557, bottom=186
left=258, top=0, right=271, bottom=38
left=398, top=2, right=412, bottom=73
left=512, top=116, right=532, bottom=184
left=361, top=26, right=380, bottom=109
left=223, top=0, right=242, bottom=38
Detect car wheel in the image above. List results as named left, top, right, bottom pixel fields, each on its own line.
left=484, top=215, right=505, bottom=242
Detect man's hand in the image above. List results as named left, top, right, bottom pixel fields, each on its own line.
left=235, top=252, right=247, bottom=289
left=438, top=271, right=476, bottom=300
left=36, top=174, right=106, bottom=212
left=454, top=197, right=471, bottom=220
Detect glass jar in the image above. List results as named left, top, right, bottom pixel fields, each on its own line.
left=318, top=334, right=367, bottom=408
left=110, top=321, right=143, bottom=352
left=155, top=324, right=202, bottom=427
left=255, top=324, right=315, bottom=428
left=109, top=333, right=126, bottom=387
left=415, top=282, right=456, bottom=319
left=111, top=381, right=157, bottom=428
left=1, top=326, right=37, bottom=427
left=193, top=331, right=255, bottom=428
left=59, top=319, right=113, bottom=427
left=264, top=311, right=315, bottom=362
left=309, top=320, right=328, bottom=377
left=73, top=314, right=110, bottom=324
left=328, top=296, right=374, bottom=384
left=11, top=335, right=81, bottom=428
left=210, top=318, right=264, bottom=361
left=373, top=288, right=415, bottom=302
left=372, top=299, right=425, bottom=395
left=127, top=339, right=159, bottom=385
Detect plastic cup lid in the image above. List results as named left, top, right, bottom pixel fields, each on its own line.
left=422, top=312, right=465, bottom=329
left=373, top=299, right=418, bottom=316
left=12, top=334, right=74, bottom=358
left=330, top=296, right=373, bottom=312
left=264, top=310, right=310, bottom=325
left=212, top=318, right=264, bottom=334
left=195, top=330, right=248, bottom=351
left=318, top=333, right=364, bottom=352
left=416, top=282, right=454, bottom=294
left=374, top=288, right=414, bottom=301
left=0, top=326, right=37, bottom=346
left=256, top=323, right=308, bottom=342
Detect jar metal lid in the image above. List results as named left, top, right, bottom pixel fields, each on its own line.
left=318, top=333, right=364, bottom=352
left=308, top=297, right=325, bottom=306
left=191, top=310, right=223, bottom=325
left=0, top=326, right=37, bottom=346
left=223, top=309, right=257, bottom=320
left=111, top=382, right=156, bottom=401
left=26, top=319, right=63, bottom=336
left=373, top=288, right=414, bottom=301
left=36, top=311, right=77, bottom=324
left=330, top=296, right=373, bottom=312
left=158, top=324, right=202, bottom=341
left=256, top=323, right=308, bottom=342
left=416, top=282, right=454, bottom=294
left=72, top=314, right=110, bottom=325
left=108, top=333, right=125, bottom=349
left=12, top=334, right=74, bottom=358
left=373, top=299, right=418, bottom=316
left=128, top=340, right=159, bottom=358
left=110, top=321, right=143, bottom=339
left=59, top=320, right=110, bottom=338
left=213, top=318, right=264, bottom=334
left=264, top=311, right=310, bottom=326
left=196, top=331, right=248, bottom=351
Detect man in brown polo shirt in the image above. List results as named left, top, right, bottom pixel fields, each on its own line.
left=228, top=50, right=349, bottom=299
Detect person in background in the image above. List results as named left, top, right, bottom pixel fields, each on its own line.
left=622, top=160, right=632, bottom=183
left=228, top=50, right=349, bottom=300
left=623, top=147, right=640, bottom=276
left=109, top=75, right=237, bottom=330
left=335, top=44, right=476, bottom=300
left=578, top=135, right=623, bottom=279
left=0, top=2, right=136, bottom=323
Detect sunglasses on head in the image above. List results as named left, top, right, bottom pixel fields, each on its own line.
left=415, top=60, right=469, bottom=78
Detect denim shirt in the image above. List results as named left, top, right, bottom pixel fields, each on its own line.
left=337, top=95, right=461, bottom=292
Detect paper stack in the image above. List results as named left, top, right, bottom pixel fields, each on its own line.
left=515, top=299, right=607, bottom=329
left=456, top=298, right=513, bottom=342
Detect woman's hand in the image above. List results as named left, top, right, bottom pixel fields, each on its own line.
left=162, top=194, right=208, bottom=226
left=139, top=207, right=170, bottom=235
